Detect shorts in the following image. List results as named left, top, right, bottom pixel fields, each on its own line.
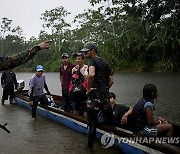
left=140, top=126, right=158, bottom=137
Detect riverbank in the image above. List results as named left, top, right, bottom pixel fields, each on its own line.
left=113, top=60, right=180, bottom=73
left=14, top=60, right=179, bottom=73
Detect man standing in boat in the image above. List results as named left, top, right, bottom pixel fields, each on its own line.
left=1, top=66, right=18, bottom=105
left=0, top=40, right=51, bottom=71
left=80, top=42, right=114, bottom=151
left=29, top=65, right=51, bottom=118
left=59, top=53, right=75, bottom=112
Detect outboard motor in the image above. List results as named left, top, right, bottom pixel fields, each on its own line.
left=17, top=79, right=25, bottom=90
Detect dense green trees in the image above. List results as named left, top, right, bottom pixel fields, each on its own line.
left=81, top=0, right=180, bottom=71
left=0, top=0, right=179, bottom=72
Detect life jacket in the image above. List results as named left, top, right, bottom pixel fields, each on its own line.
left=69, top=71, right=87, bottom=101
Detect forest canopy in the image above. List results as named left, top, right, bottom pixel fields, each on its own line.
left=0, top=0, right=179, bottom=72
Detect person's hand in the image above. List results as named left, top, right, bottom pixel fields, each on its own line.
left=38, top=40, right=52, bottom=50
left=75, top=65, right=80, bottom=70
left=121, top=114, right=128, bottom=125
left=29, top=101, right=33, bottom=106
left=86, top=88, right=96, bottom=94
left=158, top=117, right=165, bottom=124
left=47, top=91, right=51, bottom=95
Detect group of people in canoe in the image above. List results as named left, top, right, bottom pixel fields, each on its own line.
left=0, top=40, right=173, bottom=151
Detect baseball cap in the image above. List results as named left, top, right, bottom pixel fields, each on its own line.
left=80, top=42, right=97, bottom=52
left=61, top=53, right=69, bottom=58
left=36, top=65, right=44, bottom=72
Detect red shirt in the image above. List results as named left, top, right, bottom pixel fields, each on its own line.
left=59, top=63, right=75, bottom=93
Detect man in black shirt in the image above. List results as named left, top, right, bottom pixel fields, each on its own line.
left=80, top=42, right=114, bottom=151
left=1, top=67, right=17, bottom=104
left=108, top=92, right=133, bottom=128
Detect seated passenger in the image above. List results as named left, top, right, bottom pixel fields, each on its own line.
left=132, top=84, right=173, bottom=137
left=108, top=92, right=133, bottom=129
left=70, top=52, right=88, bottom=117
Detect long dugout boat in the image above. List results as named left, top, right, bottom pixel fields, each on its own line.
left=14, top=90, right=180, bottom=154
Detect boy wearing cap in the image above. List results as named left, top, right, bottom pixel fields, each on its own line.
left=59, top=53, right=75, bottom=111
left=80, top=42, right=114, bottom=150
left=29, top=65, right=51, bottom=118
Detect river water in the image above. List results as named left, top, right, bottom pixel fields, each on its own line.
left=0, top=72, right=180, bottom=153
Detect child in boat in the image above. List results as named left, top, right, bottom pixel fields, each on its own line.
left=59, top=53, right=75, bottom=112
left=70, top=52, right=88, bottom=117
left=72, top=52, right=88, bottom=79
left=29, top=65, right=51, bottom=118
left=132, top=84, right=173, bottom=137
left=108, top=92, right=133, bottom=129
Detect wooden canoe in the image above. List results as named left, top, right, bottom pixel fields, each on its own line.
left=14, top=90, right=180, bottom=154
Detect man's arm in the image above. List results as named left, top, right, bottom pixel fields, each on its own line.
left=59, top=74, right=63, bottom=85
left=121, top=107, right=133, bottom=125
left=0, top=40, right=51, bottom=71
left=87, top=65, right=95, bottom=92
left=29, top=87, right=34, bottom=101
left=13, top=73, right=18, bottom=89
left=1, top=72, right=5, bottom=87
left=29, top=77, right=36, bottom=104
left=109, top=75, right=114, bottom=88
left=44, top=82, right=50, bottom=95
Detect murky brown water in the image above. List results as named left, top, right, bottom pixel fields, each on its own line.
left=0, top=105, right=119, bottom=154
left=0, top=72, right=179, bottom=153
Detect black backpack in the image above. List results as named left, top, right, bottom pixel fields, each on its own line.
left=69, top=71, right=87, bottom=101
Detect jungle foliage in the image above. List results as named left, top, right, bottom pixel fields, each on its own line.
left=0, top=0, right=179, bottom=72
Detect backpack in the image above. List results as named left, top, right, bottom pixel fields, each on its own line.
left=69, top=71, right=87, bottom=101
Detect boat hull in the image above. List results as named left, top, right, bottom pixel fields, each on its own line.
left=14, top=97, right=170, bottom=154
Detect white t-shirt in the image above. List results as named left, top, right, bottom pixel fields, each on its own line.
left=72, top=64, right=88, bottom=77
